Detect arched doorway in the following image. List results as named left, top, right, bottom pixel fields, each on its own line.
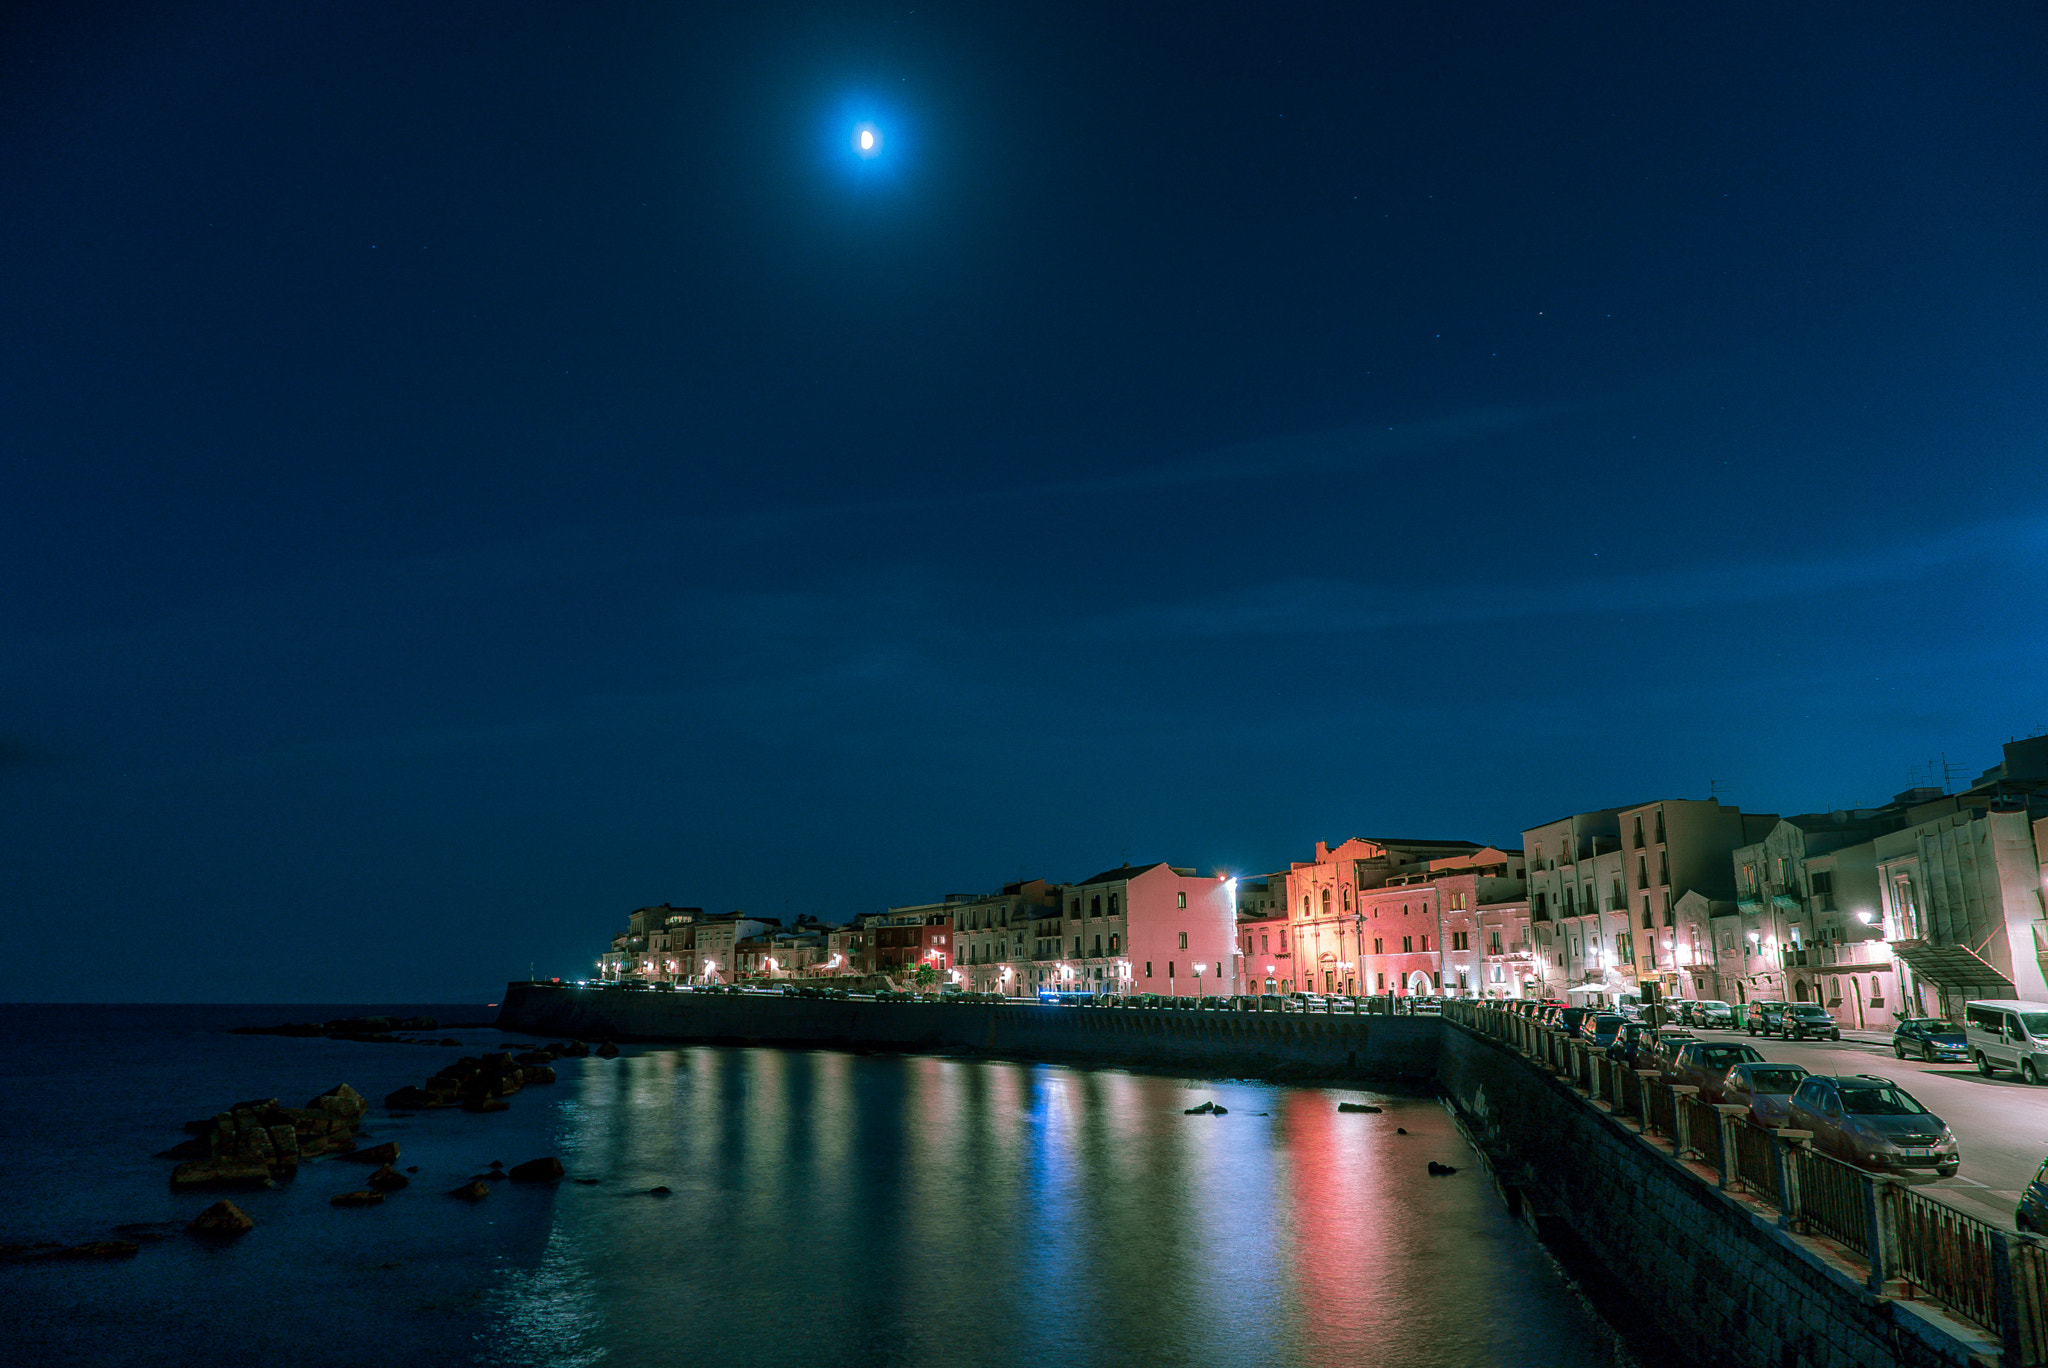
left=1320, top=954, right=1337, bottom=995
left=1794, top=979, right=1810, bottom=1002
left=1407, top=970, right=1433, bottom=996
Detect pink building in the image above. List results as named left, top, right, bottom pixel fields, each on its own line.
left=1235, top=912, right=1290, bottom=995
left=1068, top=862, right=1237, bottom=998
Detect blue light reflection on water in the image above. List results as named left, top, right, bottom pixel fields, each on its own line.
left=0, top=1014, right=1628, bottom=1368
left=480, top=1048, right=1629, bottom=1368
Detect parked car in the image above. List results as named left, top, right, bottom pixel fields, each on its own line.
left=1586, top=1013, right=1627, bottom=1050
left=1639, top=1028, right=1699, bottom=1076
left=1787, top=1074, right=1959, bottom=1177
left=1892, top=1017, right=1969, bottom=1063
left=1747, top=1002, right=1790, bottom=1037
left=1558, top=1005, right=1595, bottom=1037
left=1963, top=999, right=2048, bottom=1082
left=1608, top=1021, right=1660, bottom=1067
left=1721, top=1062, right=1811, bottom=1128
left=1779, top=1004, right=1842, bottom=1041
left=1692, top=1000, right=1735, bottom=1029
left=2017, top=1157, right=2048, bottom=1234
left=1668, top=1041, right=1766, bottom=1101
left=1671, top=1001, right=1701, bottom=1027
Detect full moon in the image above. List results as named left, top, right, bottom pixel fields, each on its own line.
left=860, top=130, right=874, bottom=150
left=853, top=123, right=883, bottom=158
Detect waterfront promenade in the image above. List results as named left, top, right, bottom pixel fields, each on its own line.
left=495, top=981, right=1443, bottom=1082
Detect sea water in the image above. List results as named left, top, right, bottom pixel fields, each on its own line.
left=0, top=1005, right=1631, bottom=1367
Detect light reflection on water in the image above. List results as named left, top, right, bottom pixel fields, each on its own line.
left=482, top=1047, right=1628, bottom=1368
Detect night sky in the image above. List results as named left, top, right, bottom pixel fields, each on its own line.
left=5, top=3, right=2046, bottom=1003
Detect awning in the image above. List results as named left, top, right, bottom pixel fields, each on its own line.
left=1888, top=940, right=2015, bottom=996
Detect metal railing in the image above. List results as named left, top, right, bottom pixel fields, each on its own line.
left=1894, top=1183, right=2001, bottom=1334
left=1445, top=1001, right=2041, bottom=1358
left=1793, top=1145, right=1874, bottom=1261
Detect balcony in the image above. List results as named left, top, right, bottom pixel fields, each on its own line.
left=1608, top=896, right=1629, bottom=911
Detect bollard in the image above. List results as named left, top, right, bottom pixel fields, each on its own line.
left=1670, top=1085, right=1698, bottom=1156
left=1713, top=1105, right=1747, bottom=1191
left=1633, top=1072, right=1659, bottom=1134
left=1772, top=1130, right=1812, bottom=1230
left=1861, top=1174, right=1898, bottom=1298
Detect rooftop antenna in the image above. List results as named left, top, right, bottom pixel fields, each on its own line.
left=1708, top=778, right=1724, bottom=799
left=1941, top=752, right=1956, bottom=795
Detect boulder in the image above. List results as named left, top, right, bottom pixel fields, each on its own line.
left=648, top=1186, right=671, bottom=1197
left=367, top=1164, right=409, bottom=1192
left=556, top=1042, right=590, bottom=1058
left=594, top=1042, right=620, bottom=1059
left=186, top=1201, right=255, bottom=1237
left=1182, top=1101, right=1215, bottom=1115
left=329, top=1190, right=384, bottom=1208
left=1426, top=1161, right=1459, bottom=1176
left=383, top=1086, right=436, bottom=1111
left=515, top=1051, right=556, bottom=1066
left=449, top=1181, right=491, bottom=1202
left=1337, top=1103, right=1383, bottom=1114
left=170, top=1157, right=275, bottom=1191
left=307, top=1084, right=368, bottom=1128
left=522, top=1066, right=557, bottom=1085
left=507, top=1157, right=564, bottom=1183
left=342, top=1141, right=401, bottom=1166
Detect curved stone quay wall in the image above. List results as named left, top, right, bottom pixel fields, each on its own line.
left=1438, top=1003, right=2048, bottom=1368
left=495, top=982, right=1441, bottom=1082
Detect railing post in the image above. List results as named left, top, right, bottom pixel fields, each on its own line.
left=1670, top=1085, right=1698, bottom=1156
left=1773, top=1131, right=1811, bottom=1230
left=1990, top=1230, right=2024, bottom=1366
left=1713, top=1105, right=1747, bottom=1191
left=1862, top=1174, right=1897, bottom=1298
left=1633, top=1071, right=1658, bottom=1134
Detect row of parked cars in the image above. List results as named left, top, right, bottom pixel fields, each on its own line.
left=1512, top=999, right=1962, bottom=1179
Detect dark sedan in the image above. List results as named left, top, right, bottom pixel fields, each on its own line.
left=1668, top=1041, right=1767, bottom=1101
left=1893, top=1017, right=1968, bottom=1063
left=1787, top=1074, right=1959, bottom=1177
left=1722, top=1062, right=1810, bottom=1129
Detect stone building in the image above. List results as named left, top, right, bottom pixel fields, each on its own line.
left=945, top=880, right=1065, bottom=996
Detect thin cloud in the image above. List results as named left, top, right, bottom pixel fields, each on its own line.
left=1109, top=510, right=2048, bottom=639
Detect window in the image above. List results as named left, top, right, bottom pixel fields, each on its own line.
left=1072, top=937, right=1081, bottom=955
left=1109, top=894, right=1119, bottom=915
left=1321, top=890, right=1331, bottom=915
left=1092, top=935, right=1102, bottom=956
left=1632, top=816, right=1645, bottom=849
left=1343, top=887, right=1352, bottom=910
left=1637, top=856, right=1649, bottom=890
left=1279, top=929, right=1288, bottom=950
left=1145, top=961, right=1153, bottom=978
left=1642, top=908, right=1653, bottom=930
left=1658, top=852, right=1670, bottom=886
left=1373, top=937, right=1383, bottom=954
left=1168, top=961, right=1176, bottom=978
left=1260, top=934, right=1269, bottom=952
left=1489, top=931, right=1502, bottom=953
left=1402, top=936, right=1414, bottom=953
left=1178, top=932, right=1188, bottom=950
left=1654, top=810, right=1665, bottom=844
left=1091, top=896, right=1101, bottom=917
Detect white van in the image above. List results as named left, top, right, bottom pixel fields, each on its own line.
left=1963, top=1000, right=2048, bottom=1082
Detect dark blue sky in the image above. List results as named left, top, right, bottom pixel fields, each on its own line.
left=5, top=2, right=2045, bottom=1002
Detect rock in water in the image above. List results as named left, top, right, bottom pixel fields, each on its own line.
left=367, top=1164, right=409, bottom=1192
left=594, top=1042, right=620, bottom=1059
left=170, top=1157, right=275, bottom=1191
left=508, top=1157, right=564, bottom=1183
left=1182, top=1101, right=1215, bottom=1115
left=186, top=1201, right=255, bottom=1237
left=330, top=1190, right=384, bottom=1207
left=1426, top=1162, right=1459, bottom=1176
left=343, top=1141, right=401, bottom=1166
left=52, top=1240, right=140, bottom=1260
left=461, top=1097, right=510, bottom=1113
left=1337, top=1102, right=1383, bottom=1113
left=1396, top=1127, right=1409, bottom=1135
left=449, top=1181, right=491, bottom=1202
left=307, top=1084, right=368, bottom=1128
left=1212, top=1105, right=1229, bottom=1115
left=648, top=1186, right=672, bottom=1197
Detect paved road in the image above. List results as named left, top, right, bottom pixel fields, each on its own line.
left=1683, top=1024, right=2048, bottom=1229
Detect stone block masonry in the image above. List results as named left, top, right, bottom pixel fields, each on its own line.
left=495, top=983, right=1441, bottom=1082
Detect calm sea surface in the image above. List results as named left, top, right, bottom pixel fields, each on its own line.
left=0, top=1004, right=1631, bottom=1368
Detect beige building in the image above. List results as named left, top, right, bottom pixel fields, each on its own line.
left=946, top=880, right=1065, bottom=996
left=1526, top=800, right=1777, bottom=1006
left=1723, top=810, right=1901, bottom=1025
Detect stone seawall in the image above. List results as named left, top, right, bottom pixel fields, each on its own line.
left=495, top=983, right=1441, bottom=1082
left=1437, top=1021, right=1999, bottom=1368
